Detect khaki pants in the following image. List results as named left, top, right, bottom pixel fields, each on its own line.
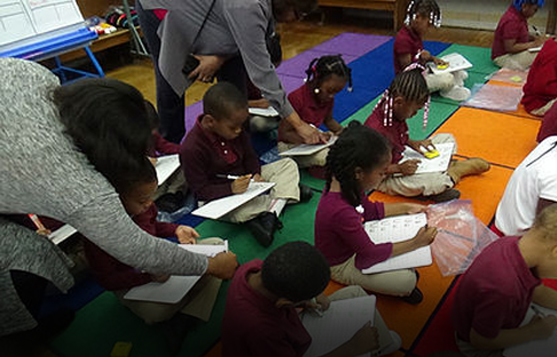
left=330, top=256, right=417, bottom=297
left=277, top=141, right=329, bottom=168
left=223, top=158, right=300, bottom=223
left=378, top=134, right=456, bottom=197
left=327, top=286, right=395, bottom=354
left=455, top=334, right=504, bottom=357
left=115, top=238, right=223, bottom=324
left=153, top=169, right=187, bottom=201
left=493, top=51, right=537, bottom=71
left=530, top=98, right=557, bottom=117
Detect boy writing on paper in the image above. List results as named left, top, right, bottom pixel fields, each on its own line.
left=452, top=204, right=557, bottom=357
left=83, top=158, right=225, bottom=354
left=277, top=55, right=351, bottom=176
left=394, top=0, right=471, bottom=101
left=180, top=82, right=312, bottom=247
left=521, top=38, right=557, bottom=117
left=492, top=0, right=548, bottom=71
left=221, top=241, right=402, bottom=357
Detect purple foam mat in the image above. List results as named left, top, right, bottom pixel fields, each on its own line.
left=185, top=100, right=203, bottom=132
left=276, top=49, right=358, bottom=77
left=312, top=33, right=391, bottom=57
left=278, top=74, right=305, bottom=93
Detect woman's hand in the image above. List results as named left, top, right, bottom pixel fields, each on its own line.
left=189, top=55, right=226, bottom=83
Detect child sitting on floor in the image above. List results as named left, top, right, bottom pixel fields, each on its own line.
left=394, top=0, right=470, bottom=101
left=144, top=101, right=188, bottom=211
left=452, top=204, right=557, bottom=357
left=364, top=67, right=490, bottom=202
left=315, top=122, right=437, bottom=304
left=492, top=0, right=548, bottom=70
left=222, top=241, right=402, bottom=356
left=180, top=82, right=312, bottom=247
left=278, top=55, right=352, bottom=171
left=521, top=38, right=557, bottom=116
left=83, top=158, right=224, bottom=354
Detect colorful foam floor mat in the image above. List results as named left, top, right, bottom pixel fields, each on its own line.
left=50, top=32, right=543, bottom=357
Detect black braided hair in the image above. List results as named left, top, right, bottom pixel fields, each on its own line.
left=405, top=0, right=442, bottom=28
left=325, top=122, right=391, bottom=207
left=305, top=55, right=353, bottom=92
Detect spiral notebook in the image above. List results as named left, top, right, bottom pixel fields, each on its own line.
left=361, top=213, right=432, bottom=274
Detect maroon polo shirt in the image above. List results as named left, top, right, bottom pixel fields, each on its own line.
left=315, top=191, right=392, bottom=269
left=394, top=26, right=424, bottom=74
left=149, top=132, right=180, bottom=157
left=451, top=236, right=541, bottom=342
left=84, top=203, right=179, bottom=291
left=537, top=102, right=557, bottom=142
left=492, top=6, right=530, bottom=59
left=278, top=83, right=334, bottom=143
left=522, top=39, right=557, bottom=114
left=221, top=260, right=312, bottom=357
left=364, top=101, right=409, bottom=164
left=180, top=116, right=261, bottom=201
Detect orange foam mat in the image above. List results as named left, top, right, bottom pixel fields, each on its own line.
left=436, top=107, right=539, bottom=169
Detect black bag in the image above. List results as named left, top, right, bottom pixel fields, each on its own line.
left=266, top=31, right=282, bottom=66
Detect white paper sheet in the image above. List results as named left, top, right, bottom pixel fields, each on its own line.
left=504, top=304, right=557, bottom=357
left=279, top=136, right=338, bottom=157
left=48, top=223, right=77, bottom=245
left=302, top=295, right=376, bottom=357
left=361, top=213, right=432, bottom=274
left=123, top=242, right=228, bottom=303
left=428, top=53, right=473, bottom=74
left=399, top=142, right=455, bottom=174
left=192, top=181, right=276, bottom=219
left=248, top=106, right=279, bottom=117
left=155, top=154, right=180, bottom=186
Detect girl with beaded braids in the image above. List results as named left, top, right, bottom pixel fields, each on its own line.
left=394, top=0, right=471, bottom=101
left=492, top=0, right=548, bottom=70
left=314, top=121, right=437, bottom=304
left=364, top=67, right=491, bottom=202
left=277, top=55, right=352, bottom=170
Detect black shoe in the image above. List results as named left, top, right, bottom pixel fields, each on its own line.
left=246, top=212, right=282, bottom=247
left=415, top=188, right=461, bottom=203
left=298, top=184, right=313, bottom=203
left=162, top=314, right=196, bottom=355
left=400, top=287, right=424, bottom=304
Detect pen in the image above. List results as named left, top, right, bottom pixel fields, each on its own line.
left=531, top=305, right=546, bottom=317
left=309, top=123, right=323, bottom=133
left=532, top=25, right=541, bottom=36
left=28, top=214, right=46, bottom=231
left=310, top=298, right=324, bottom=317
left=216, top=174, right=252, bottom=181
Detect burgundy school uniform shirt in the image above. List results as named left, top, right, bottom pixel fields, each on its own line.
left=522, top=39, right=557, bottom=114
left=451, top=236, right=541, bottom=342
left=84, top=203, right=179, bottom=291
left=492, top=6, right=530, bottom=59
left=315, top=191, right=393, bottom=269
left=278, top=83, right=335, bottom=143
left=393, top=25, right=424, bottom=74
left=149, top=131, right=180, bottom=157
left=364, top=101, right=409, bottom=164
left=537, top=102, right=557, bottom=142
left=221, top=259, right=312, bottom=357
left=180, top=116, right=261, bottom=201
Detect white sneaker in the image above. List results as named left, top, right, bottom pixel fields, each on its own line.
left=377, top=330, right=402, bottom=356
left=440, top=85, right=471, bottom=102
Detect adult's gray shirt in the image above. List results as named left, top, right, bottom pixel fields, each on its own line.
left=139, top=0, right=294, bottom=118
left=0, top=58, right=208, bottom=334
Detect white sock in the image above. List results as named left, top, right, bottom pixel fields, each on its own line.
left=268, top=198, right=287, bottom=216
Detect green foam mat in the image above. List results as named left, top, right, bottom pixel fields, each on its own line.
left=438, top=44, right=499, bottom=75
left=51, top=192, right=322, bottom=357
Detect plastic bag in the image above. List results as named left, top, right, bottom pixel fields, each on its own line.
left=488, top=68, right=529, bottom=87
left=462, top=83, right=523, bottom=112
left=427, top=200, right=499, bottom=277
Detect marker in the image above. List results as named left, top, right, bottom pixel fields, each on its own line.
left=309, top=123, right=323, bottom=133
left=531, top=305, right=546, bottom=317
left=216, top=174, right=254, bottom=181
left=310, top=297, right=324, bottom=317
left=532, top=25, right=541, bottom=37
left=28, top=214, right=46, bottom=231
